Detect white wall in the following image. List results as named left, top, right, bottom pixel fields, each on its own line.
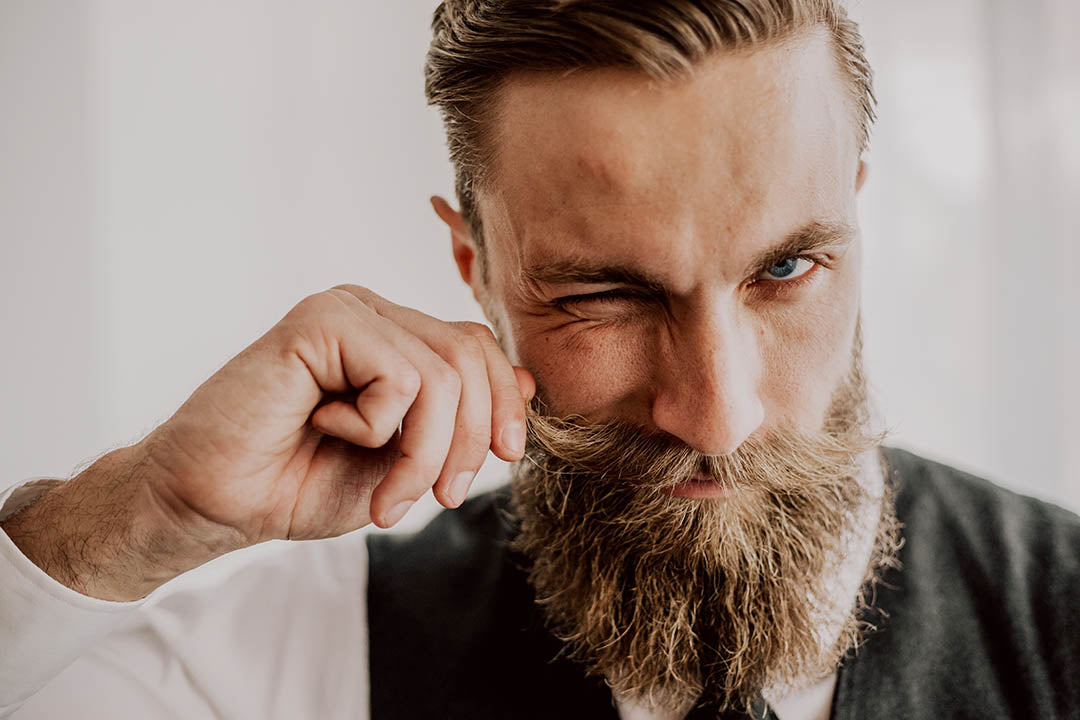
left=851, top=0, right=1080, bottom=510
left=2, top=0, right=1077, bottom=533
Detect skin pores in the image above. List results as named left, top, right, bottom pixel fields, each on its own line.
left=464, top=29, right=867, bottom=455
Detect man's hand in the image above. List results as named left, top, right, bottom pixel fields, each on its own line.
left=0, top=285, right=534, bottom=601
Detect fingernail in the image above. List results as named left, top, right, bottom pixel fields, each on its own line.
left=501, top=422, right=525, bottom=456
left=450, top=471, right=474, bottom=506
left=383, top=500, right=414, bottom=527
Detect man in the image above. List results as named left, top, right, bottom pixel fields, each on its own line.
left=1, top=1, right=1077, bottom=718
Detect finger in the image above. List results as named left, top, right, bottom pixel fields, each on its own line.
left=456, top=322, right=528, bottom=462
left=430, top=331, right=492, bottom=508
left=310, top=294, right=421, bottom=447
left=333, top=290, right=495, bottom=508
left=330, top=309, right=462, bottom=527
left=362, top=310, right=492, bottom=509
left=327, top=289, right=466, bottom=527
left=311, top=400, right=396, bottom=448
left=326, top=288, right=502, bottom=519
left=368, top=354, right=461, bottom=528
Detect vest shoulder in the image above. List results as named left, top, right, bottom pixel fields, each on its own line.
left=882, top=445, right=1080, bottom=573
left=854, top=447, right=1080, bottom=717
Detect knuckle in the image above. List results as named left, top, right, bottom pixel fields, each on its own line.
left=292, top=292, right=337, bottom=317
left=389, top=363, right=422, bottom=398
left=455, top=321, right=496, bottom=343
left=324, top=287, right=353, bottom=303
left=291, top=291, right=362, bottom=327
left=328, top=285, right=379, bottom=311
left=324, top=287, right=367, bottom=311
left=448, top=335, right=485, bottom=367
left=329, top=283, right=369, bottom=298
left=367, top=419, right=400, bottom=446
left=278, top=298, right=345, bottom=348
left=431, top=361, right=462, bottom=396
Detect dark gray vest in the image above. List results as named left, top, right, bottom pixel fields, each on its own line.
left=367, top=447, right=1080, bottom=719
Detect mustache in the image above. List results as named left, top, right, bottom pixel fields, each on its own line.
left=522, top=402, right=879, bottom=494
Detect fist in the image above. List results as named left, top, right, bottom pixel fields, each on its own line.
left=142, top=285, right=534, bottom=550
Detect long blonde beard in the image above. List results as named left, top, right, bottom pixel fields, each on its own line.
left=510, top=349, right=900, bottom=712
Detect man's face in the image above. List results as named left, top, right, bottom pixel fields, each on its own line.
left=471, top=29, right=866, bottom=449
left=436, top=28, right=885, bottom=708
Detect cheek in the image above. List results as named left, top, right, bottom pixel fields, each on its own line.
left=512, top=321, right=652, bottom=416
left=759, top=280, right=859, bottom=427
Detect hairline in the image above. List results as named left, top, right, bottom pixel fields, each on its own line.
left=468, top=24, right=867, bottom=246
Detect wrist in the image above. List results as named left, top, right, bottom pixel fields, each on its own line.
left=0, top=445, right=244, bottom=602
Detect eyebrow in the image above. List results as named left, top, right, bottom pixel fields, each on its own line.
left=521, top=260, right=668, bottom=295
left=743, top=220, right=855, bottom=278
left=520, top=220, right=856, bottom=292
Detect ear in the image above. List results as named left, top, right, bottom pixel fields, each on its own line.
left=431, top=195, right=479, bottom=287
left=855, top=158, right=870, bottom=193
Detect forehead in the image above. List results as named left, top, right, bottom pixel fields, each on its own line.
left=480, top=29, right=859, bottom=282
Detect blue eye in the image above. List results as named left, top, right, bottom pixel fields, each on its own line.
left=768, top=258, right=799, bottom=277
left=760, top=257, right=815, bottom=281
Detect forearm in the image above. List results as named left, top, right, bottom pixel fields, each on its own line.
left=0, top=444, right=243, bottom=602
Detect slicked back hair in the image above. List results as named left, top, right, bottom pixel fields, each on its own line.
left=425, top=0, right=875, bottom=257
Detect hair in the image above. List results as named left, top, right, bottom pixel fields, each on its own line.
left=425, top=0, right=876, bottom=257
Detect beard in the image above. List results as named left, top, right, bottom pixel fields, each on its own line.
left=510, top=337, right=900, bottom=712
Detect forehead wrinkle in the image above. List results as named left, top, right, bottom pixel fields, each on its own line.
left=493, top=71, right=712, bottom=213
left=521, top=257, right=670, bottom=293
left=482, top=31, right=860, bottom=298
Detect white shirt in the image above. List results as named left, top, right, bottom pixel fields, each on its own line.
left=0, top=455, right=882, bottom=719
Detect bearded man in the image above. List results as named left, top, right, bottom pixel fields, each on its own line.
left=1, top=1, right=1077, bottom=719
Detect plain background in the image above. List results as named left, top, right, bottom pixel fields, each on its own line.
left=2, top=0, right=1077, bottom=534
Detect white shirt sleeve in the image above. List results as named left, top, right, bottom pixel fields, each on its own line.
left=0, top=479, right=148, bottom=717
left=0, top=479, right=372, bottom=720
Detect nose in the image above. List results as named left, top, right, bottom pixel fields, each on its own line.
left=650, top=302, right=764, bottom=456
